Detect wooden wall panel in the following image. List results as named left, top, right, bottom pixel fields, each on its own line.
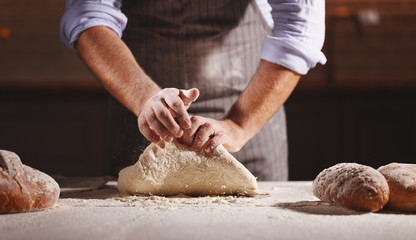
left=0, top=91, right=110, bottom=176
left=300, top=0, right=416, bottom=90
left=286, top=91, right=416, bottom=180
left=0, top=0, right=98, bottom=88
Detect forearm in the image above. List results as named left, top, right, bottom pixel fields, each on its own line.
left=224, top=60, right=300, bottom=145
left=75, top=26, right=160, bottom=116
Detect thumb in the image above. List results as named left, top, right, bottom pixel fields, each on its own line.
left=179, top=88, right=199, bottom=107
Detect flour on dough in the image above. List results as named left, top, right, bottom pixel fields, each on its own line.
left=117, top=140, right=259, bottom=196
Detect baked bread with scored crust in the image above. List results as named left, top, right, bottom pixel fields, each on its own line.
left=0, top=150, right=60, bottom=213
left=313, top=163, right=389, bottom=212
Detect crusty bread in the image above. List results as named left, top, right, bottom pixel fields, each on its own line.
left=0, top=150, right=60, bottom=213
left=378, top=163, right=416, bottom=212
left=313, top=163, right=389, bottom=212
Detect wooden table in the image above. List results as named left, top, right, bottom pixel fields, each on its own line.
left=1, top=181, right=415, bottom=240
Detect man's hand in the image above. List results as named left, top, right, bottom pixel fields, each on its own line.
left=179, top=116, right=246, bottom=153
left=180, top=60, right=301, bottom=153
left=138, top=88, right=199, bottom=143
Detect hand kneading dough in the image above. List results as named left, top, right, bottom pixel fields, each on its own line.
left=313, top=163, right=389, bottom=212
left=0, top=150, right=60, bottom=213
left=118, top=140, right=259, bottom=196
left=378, top=163, right=416, bottom=212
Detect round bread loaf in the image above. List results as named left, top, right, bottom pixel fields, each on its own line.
left=0, top=150, right=60, bottom=213
left=378, top=163, right=416, bottom=212
left=313, top=163, right=390, bottom=212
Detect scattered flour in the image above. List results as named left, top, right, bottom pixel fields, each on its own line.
left=57, top=193, right=265, bottom=209
left=56, top=182, right=314, bottom=210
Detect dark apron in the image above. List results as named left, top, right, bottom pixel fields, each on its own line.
left=109, top=0, right=288, bottom=180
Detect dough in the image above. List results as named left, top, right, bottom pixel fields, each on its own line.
left=378, top=163, right=416, bottom=212
left=118, top=140, right=259, bottom=196
left=313, top=163, right=389, bottom=212
left=0, top=150, right=60, bottom=213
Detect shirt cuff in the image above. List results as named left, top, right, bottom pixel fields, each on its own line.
left=260, top=36, right=327, bottom=75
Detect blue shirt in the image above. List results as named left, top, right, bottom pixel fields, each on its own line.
left=60, top=0, right=326, bottom=75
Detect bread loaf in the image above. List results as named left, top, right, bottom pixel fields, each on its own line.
left=313, top=163, right=389, bottom=212
left=378, top=163, right=416, bottom=212
left=0, top=150, right=60, bottom=213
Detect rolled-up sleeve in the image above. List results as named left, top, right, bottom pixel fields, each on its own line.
left=261, top=0, right=327, bottom=75
left=60, top=0, right=128, bottom=49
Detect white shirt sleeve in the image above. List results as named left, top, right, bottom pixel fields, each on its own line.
left=60, top=0, right=127, bottom=49
left=60, top=0, right=325, bottom=74
left=260, top=0, right=327, bottom=75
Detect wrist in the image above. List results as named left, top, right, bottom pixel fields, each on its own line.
left=219, top=119, right=251, bottom=152
left=131, top=83, right=161, bottom=117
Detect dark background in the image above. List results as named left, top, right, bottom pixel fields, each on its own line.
left=1, top=0, right=415, bottom=180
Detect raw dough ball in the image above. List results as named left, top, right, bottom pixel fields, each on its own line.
left=313, top=163, right=389, bottom=212
left=378, top=163, right=416, bottom=212
left=0, top=150, right=60, bottom=213
left=118, top=140, right=259, bottom=196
